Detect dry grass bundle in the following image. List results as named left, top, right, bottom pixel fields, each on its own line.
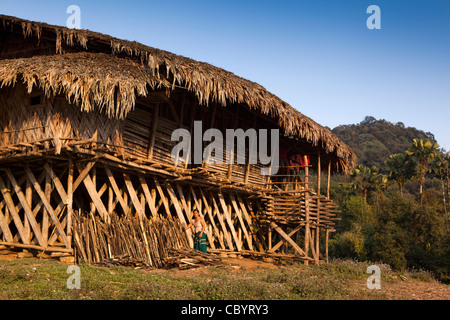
left=0, top=52, right=170, bottom=119
left=72, top=211, right=190, bottom=268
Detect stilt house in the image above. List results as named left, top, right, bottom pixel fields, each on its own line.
left=0, top=15, right=356, bottom=265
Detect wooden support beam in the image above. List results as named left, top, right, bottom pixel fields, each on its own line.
left=229, top=194, right=253, bottom=251
left=185, top=100, right=196, bottom=169
left=42, top=174, right=50, bottom=242
left=124, top=173, right=145, bottom=219
left=304, top=155, right=310, bottom=265
left=244, top=115, right=257, bottom=184
left=167, top=100, right=180, bottom=124
left=188, top=185, right=201, bottom=211
left=0, top=198, right=13, bottom=243
left=218, top=193, right=241, bottom=251
left=203, top=103, right=216, bottom=168
left=268, top=223, right=303, bottom=253
left=309, top=228, right=319, bottom=264
left=73, top=159, right=97, bottom=192
left=147, top=103, right=159, bottom=160
left=227, top=105, right=240, bottom=180
left=315, top=197, right=320, bottom=264
left=24, top=179, right=31, bottom=243
left=76, top=163, right=110, bottom=223
left=44, top=163, right=68, bottom=203
left=175, top=183, right=190, bottom=219
left=138, top=175, right=158, bottom=217
left=327, top=160, right=331, bottom=200
left=199, top=188, right=224, bottom=249
left=104, top=165, right=129, bottom=215
left=270, top=221, right=306, bottom=256
left=25, top=167, right=71, bottom=248
left=0, top=241, right=73, bottom=253
left=317, top=151, right=321, bottom=195
left=0, top=172, right=37, bottom=246
left=237, top=194, right=265, bottom=252
left=24, top=167, right=72, bottom=248
left=165, top=181, right=194, bottom=248
left=210, top=193, right=234, bottom=250
left=153, top=178, right=171, bottom=216
left=67, top=158, right=74, bottom=247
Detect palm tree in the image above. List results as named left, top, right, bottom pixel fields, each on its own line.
left=430, top=151, right=449, bottom=218
left=349, top=164, right=378, bottom=203
left=373, top=171, right=389, bottom=201
left=385, top=153, right=417, bottom=198
left=406, top=138, right=439, bottom=203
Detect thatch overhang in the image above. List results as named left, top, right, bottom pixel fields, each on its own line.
left=0, top=14, right=356, bottom=172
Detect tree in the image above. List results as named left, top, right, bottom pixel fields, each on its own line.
left=373, top=171, right=389, bottom=201
left=406, top=138, right=439, bottom=204
left=385, top=153, right=417, bottom=198
left=430, top=151, right=450, bottom=223
left=349, top=165, right=378, bottom=202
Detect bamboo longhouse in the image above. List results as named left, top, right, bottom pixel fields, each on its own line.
left=0, top=15, right=356, bottom=266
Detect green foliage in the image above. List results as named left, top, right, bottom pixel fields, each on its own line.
left=331, top=189, right=450, bottom=282
left=386, top=153, right=417, bottom=197
left=0, top=258, right=403, bottom=300
left=329, top=132, right=449, bottom=282
left=332, top=116, right=436, bottom=171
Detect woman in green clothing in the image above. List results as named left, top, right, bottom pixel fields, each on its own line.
left=184, top=209, right=207, bottom=253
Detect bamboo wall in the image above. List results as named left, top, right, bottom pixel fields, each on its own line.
left=0, top=85, right=340, bottom=265
left=0, top=157, right=266, bottom=255
left=0, top=84, right=123, bottom=154
left=0, top=85, right=270, bottom=186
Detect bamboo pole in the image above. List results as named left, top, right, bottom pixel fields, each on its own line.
left=227, top=105, right=240, bottom=180
left=303, top=155, right=310, bottom=265
left=67, top=158, right=74, bottom=245
left=317, top=152, right=321, bottom=195
left=147, top=103, right=159, bottom=161
left=327, top=160, right=331, bottom=199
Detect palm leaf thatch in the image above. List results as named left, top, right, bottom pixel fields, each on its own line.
left=0, top=14, right=356, bottom=171
left=0, top=52, right=169, bottom=118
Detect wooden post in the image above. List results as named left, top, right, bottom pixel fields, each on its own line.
left=327, top=160, right=331, bottom=199
left=303, top=155, right=310, bottom=265
left=315, top=197, right=320, bottom=264
left=67, top=158, right=74, bottom=245
left=317, top=152, right=321, bottom=195
left=185, top=101, right=196, bottom=169
left=268, top=224, right=273, bottom=251
left=203, top=103, right=216, bottom=168
left=227, top=105, right=240, bottom=180
left=244, top=115, right=257, bottom=184
left=147, top=103, right=159, bottom=161
left=24, top=179, right=31, bottom=244
left=42, top=174, right=50, bottom=242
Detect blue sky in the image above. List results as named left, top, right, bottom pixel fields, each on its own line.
left=2, top=0, right=449, bottom=150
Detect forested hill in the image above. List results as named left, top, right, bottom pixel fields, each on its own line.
left=332, top=116, right=437, bottom=171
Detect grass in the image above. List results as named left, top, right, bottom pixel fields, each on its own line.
left=0, top=258, right=440, bottom=300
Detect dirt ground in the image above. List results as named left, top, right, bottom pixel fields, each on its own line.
left=151, top=255, right=450, bottom=300
left=1, top=251, right=449, bottom=300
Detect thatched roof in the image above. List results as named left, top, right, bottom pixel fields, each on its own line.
left=0, top=52, right=170, bottom=118
left=0, top=14, right=356, bottom=171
